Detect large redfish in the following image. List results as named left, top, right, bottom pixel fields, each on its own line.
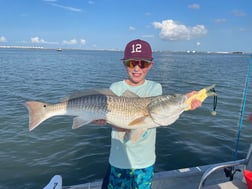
left=25, top=85, right=217, bottom=132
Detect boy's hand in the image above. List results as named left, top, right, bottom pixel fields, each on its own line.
left=92, top=120, right=128, bottom=132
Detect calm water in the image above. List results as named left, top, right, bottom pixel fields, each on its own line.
left=0, top=48, right=251, bottom=188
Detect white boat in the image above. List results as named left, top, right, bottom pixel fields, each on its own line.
left=48, top=58, right=252, bottom=188
left=60, top=144, right=252, bottom=189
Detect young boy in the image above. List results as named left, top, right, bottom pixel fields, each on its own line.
left=102, top=39, right=162, bottom=189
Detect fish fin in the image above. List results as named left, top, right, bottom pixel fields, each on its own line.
left=72, top=117, right=92, bottom=129
left=151, top=112, right=182, bottom=126
left=25, top=101, right=52, bottom=131
left=128, top=116, right=153, bottom=127
left=118, top=129, right=146, bottom=143
left=62, top=88, right=117, bottom=102
left=121, top=90, right=140, bottom=98
left=117, top=130, right=128, bottom=141
left=129, top=129, right=147, bottom=143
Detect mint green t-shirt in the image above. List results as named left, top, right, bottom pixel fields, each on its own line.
left=109, top=80, right=162, bottom=169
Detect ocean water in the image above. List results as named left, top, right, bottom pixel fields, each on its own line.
left=0, top=48, right=251, bottom=188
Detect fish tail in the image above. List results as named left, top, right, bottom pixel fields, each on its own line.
left=25, top=101, right=52, bottom=131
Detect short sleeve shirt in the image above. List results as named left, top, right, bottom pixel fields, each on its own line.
left=109, top=80, right=162, bottom=169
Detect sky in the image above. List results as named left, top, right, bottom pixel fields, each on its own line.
left=0, top=0, right=251, bottom=52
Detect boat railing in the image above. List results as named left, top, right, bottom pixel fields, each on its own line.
left=198, top=143, right=252, bottom=189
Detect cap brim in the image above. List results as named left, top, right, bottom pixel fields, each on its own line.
left=121, top=58, right=153, bottom=61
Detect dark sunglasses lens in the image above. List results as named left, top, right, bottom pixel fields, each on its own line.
left=124, top=60, right=133, bottom=68
left=140, top=61, right=150, bottom=68
left=124, top=60, right=150, bottom=68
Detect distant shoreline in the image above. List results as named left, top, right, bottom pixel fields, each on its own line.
left=0, top=45, right=250, bottom=55
left=0, top=45, right=121, bottom=52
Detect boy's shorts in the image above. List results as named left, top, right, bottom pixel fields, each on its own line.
left=108, top=165, right=154, bottom=189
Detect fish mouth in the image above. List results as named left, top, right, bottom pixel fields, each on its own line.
left=184, top=84, right=217, bottom=111
left=205, top=84, right=217, bottom=96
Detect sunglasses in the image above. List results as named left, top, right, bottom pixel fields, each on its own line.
left=123, top=60, right=152, bottom=69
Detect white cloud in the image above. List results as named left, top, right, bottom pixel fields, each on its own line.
left=188, top=4, right=200, bottom=9
left=62, top=39, right=78, bottom=45
left=61, top=38, right=86, bottom=46
left=129, top=26, right=136, bottom=31
left=30, top=36, right=59, bottom=45
left=31, top=37, right=46, bottom=43
left=31, top=36, right=58, bottom=45
left=153, top=19, right=207, bottom=40
left=80, top=39, right=86, bottom=45
left=50, top=3, right=82, bottom=12
left=0, top=36, right=7, bottom=42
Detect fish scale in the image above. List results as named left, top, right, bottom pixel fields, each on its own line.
left=106, top=96, right=152, bottom=128
left=67, top=95, right=108, bottom=112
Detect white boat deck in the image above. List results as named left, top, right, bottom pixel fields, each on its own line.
left=62, top=163, right=245, bottom=189
left=62, top=144, right=252, bottom=189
